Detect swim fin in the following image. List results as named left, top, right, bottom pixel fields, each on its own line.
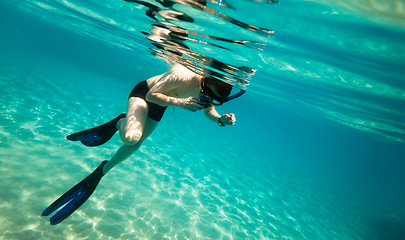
left=67, top=113, right=126, bottom=147
left=42, top=161, right=108, bottom=225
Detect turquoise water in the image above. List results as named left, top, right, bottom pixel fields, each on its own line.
left=1, top=0, right=405, bottom=239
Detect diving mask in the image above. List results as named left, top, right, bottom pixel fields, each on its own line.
left=198, top=85, right=245, bottom=108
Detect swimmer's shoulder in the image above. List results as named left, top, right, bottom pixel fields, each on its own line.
left=146, top=64, right=203, bottom=88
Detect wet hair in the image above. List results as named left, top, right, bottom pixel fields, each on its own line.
left=204, top=77, right=232, bottom=98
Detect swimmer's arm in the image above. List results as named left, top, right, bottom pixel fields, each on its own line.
left=146, top=79, right=203, bottom=111
left=146, top=81, right=180, bottom=107
left=204, top=105, right=221, bottom=122
left=204, top=106, right=236, bottom=126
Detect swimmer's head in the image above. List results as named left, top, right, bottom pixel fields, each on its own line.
left=199, top=77, right=245, bottom=106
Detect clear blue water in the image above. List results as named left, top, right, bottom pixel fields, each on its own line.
left=1, top=0, right=405, bottom=239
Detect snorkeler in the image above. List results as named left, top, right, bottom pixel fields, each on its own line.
left=42, top=63, right=245, bottom=225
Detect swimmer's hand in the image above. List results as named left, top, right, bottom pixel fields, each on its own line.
left=219, top=113, right=236, bottom=126
left=178, top=97, right=204, bottom=112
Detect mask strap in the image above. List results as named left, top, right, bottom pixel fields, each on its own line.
left=225, top=89, right=246, bottom=102
left=201, top=77, right=206, bottom=90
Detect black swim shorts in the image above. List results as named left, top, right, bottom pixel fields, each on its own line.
left=129, top=81, right=167, bottom=121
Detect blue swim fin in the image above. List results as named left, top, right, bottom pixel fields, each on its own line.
left=67, top=114, right=126, bottom=147
left=42, top=161, right=108, bottom=225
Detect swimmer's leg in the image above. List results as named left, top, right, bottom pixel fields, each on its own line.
left=102, top=97, right=159, bottom=174
left=103, top=118, right=159, bottom=174
left=118, top=97, right=149, bottom=145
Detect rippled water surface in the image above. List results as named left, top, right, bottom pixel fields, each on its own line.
left=1, top=0, right=405, bottom=239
